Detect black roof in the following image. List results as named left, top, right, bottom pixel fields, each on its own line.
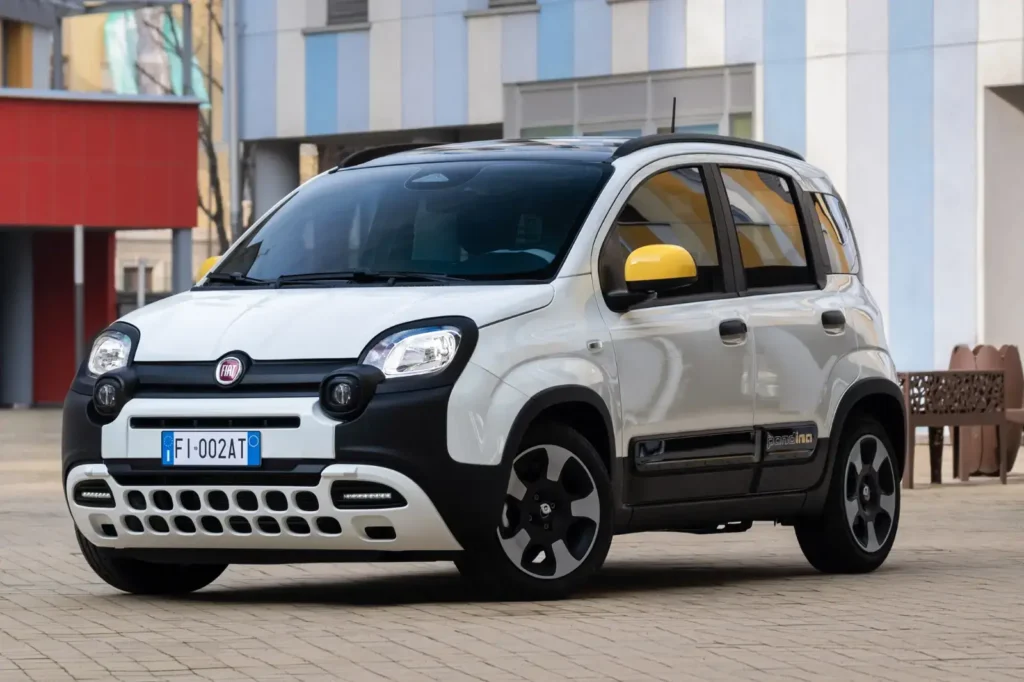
left=339, top=134, right=804, bottom=170
left=348, top=138, right=623, bottom=168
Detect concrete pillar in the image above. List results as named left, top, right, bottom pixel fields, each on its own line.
left=50, top=20, right=63, bottom=89
left=253, top=142, right=300, bottom=220
left=171, top=229, right=194, bottom=293
left=73, top=225, right=84, bottom=368
left=31, top=25, right=52, bottom=88
left=0, top=232, right=34, bottom=407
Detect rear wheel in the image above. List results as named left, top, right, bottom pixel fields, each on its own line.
left=76, top=529, right=226, bottom=595
left=456, top=421, right=613, bottom=600
left=795, top=416, right=900, bottom=574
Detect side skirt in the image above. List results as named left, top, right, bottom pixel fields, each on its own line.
left=614, top=423, right=831, bottom=534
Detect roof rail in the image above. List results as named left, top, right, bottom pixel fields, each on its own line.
left=334, top=142, right=439, bottom=170
left=609, top=133, right=804, bottom=162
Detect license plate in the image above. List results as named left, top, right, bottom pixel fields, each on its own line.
left=161, top=431, right=261, bottom=466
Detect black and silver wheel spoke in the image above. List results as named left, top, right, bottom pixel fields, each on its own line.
left=570, top=489, right=600, bottom=523
left=497, top=444, right=599, bottom=580
left=844, top=434, right=897, bottom=554
left=506, top=466, right=529, bottom=501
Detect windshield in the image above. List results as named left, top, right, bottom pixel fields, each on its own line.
left=211, top=159, right=610, bottom=284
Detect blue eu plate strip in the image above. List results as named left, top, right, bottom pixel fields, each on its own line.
left=162, top=430, right=174, bottom=465
left=247, top=431, right=262, bottom=466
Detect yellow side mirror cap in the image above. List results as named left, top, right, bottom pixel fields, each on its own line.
left=624, top=244, right=697, bottom=293
left=195, top=256, right=220, bottom=282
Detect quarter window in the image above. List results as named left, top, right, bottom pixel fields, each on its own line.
left=719, top=167, right=815, bottom=289
left=813, top=193, right=860, bottom=275
left=598, top=166, right=725, bottom=298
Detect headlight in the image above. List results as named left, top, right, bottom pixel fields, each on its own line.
left=87, top=331, right=132, bottom=376
left=363, top=327, right=461, bottom=378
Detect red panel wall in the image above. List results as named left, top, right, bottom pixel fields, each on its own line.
left=0, top=95, right=199, bottom=228
left=32, top=230, right=117, bottom=405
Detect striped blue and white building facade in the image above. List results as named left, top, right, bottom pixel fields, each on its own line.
left=237, top=0, right=1024, bottom=371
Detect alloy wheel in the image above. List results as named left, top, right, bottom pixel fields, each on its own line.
left=497, top=444, right=600, bottom=580
left=844, top=434, right=897, bottom=553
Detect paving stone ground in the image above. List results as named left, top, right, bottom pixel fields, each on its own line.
left=1, top=409, right=1024, bottom=682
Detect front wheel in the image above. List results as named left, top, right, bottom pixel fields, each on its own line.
left=76, top=529, right=226, bottom=595
left=795, top=415, right=901, bottom=574
left=456, top=421, right=613, bottom=600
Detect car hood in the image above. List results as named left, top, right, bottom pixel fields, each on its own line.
left=122, top=284, right=555, bottom=362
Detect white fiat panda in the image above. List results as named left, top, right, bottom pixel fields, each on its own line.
left=63, top=135, right=904, bottom=600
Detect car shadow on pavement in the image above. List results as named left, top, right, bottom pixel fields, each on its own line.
left=182, top=561, right=822, bottom=607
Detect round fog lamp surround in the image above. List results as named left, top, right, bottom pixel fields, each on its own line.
left=93, top=377, right=125, bottom=417
left=318, top=366, right=384, bottom=420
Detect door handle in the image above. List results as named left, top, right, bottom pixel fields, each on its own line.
left=719, top=318, right=747, bottom=342
left=822, top=309, right=846, bottom=332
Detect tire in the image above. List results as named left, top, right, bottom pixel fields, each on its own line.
left=76, top=529, right=226, bottom=595
left=795, top=415, right=901, bottom=574
left=455, top=421, right=613, bottom=600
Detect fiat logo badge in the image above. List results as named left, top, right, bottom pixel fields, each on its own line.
left=215, top=356, right=244, bottom=386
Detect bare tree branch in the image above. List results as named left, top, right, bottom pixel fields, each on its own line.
left=137, top=11, right=225, bottom=94
left=132, top=7, right=238, bottom=254
left=197, top=195, right=215, bottom=221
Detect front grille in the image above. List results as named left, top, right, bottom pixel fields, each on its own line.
left=111, top=485, right=355, bottom=540
left=129, top=416, right=300, bottom=429
left=132, top=359, right=355, bottom=398
left=106, top=461, right=327, bottom=487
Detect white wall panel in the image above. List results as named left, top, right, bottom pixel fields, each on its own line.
left=685, top=0, right=725, bottom=67
left=468, top=15, right=504, bottom=123
left=612, top=0, right=649, bottom=75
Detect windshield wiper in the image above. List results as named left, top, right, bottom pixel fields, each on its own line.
left=202, top=272, right=273, bottom=287
left=274, top=270, right=466, bottom=286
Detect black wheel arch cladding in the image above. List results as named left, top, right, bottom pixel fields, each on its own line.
left=802, top=377, right=905, bottom=514
left=500, top=385, right=617, bottom=472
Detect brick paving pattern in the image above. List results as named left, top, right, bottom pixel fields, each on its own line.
left=2, top=409, right=1024, bottom=681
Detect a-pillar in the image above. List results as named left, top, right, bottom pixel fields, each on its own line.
left=252, top=141, right=300, bottom=220
left=0, top=232, right=34, bottom=407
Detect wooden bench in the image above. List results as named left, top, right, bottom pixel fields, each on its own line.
left=899, top=370, right=1009, bottom=489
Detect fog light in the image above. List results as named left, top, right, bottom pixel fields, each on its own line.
left=73, top=480, right=115, bottom=508
left=93, top=378, right=124, bottom=417
left=318, top=365, right=384, bottom=420
left=330, top=380, right=354, bottom=408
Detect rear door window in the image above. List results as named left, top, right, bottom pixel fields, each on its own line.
left=719, top=167, right=816, bottom=290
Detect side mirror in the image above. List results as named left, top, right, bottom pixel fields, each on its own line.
left=624, top=244, right=698, bottom=293
left=605, top=244, right=698, bottom=313
left=194, top=255, right=220, bottom=283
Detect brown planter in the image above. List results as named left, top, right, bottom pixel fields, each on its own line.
left=999, top=345, right=1022, bottom=472
left=950, top=344, right=983, bottom=477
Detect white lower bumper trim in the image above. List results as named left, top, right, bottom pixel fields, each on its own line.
left=66, top=463, right=463, bottom=553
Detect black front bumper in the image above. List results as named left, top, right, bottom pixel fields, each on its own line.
left=61, top=385, right=511, bottom=552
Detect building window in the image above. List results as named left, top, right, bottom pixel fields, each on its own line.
left=583, top=129, right=643, bottom=138
left=599, top=166, right=725, bottom=299
left=730, top=113, right=753, bottom=139
left=521, top=125, right=573, bottom=138
left=657, top=123, right=720, bottom=135
left=123, top=265, right=154, bottom=293
left=489, top=0, right=537, bottom=8
left=327, top=0, right=368, bottom=26
left=719, top=167, right=814, bottom=290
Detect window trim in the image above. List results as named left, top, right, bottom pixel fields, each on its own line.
left=593, top=162, right=741, bottom=312
left=709, top=163, right=828, bottom=296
